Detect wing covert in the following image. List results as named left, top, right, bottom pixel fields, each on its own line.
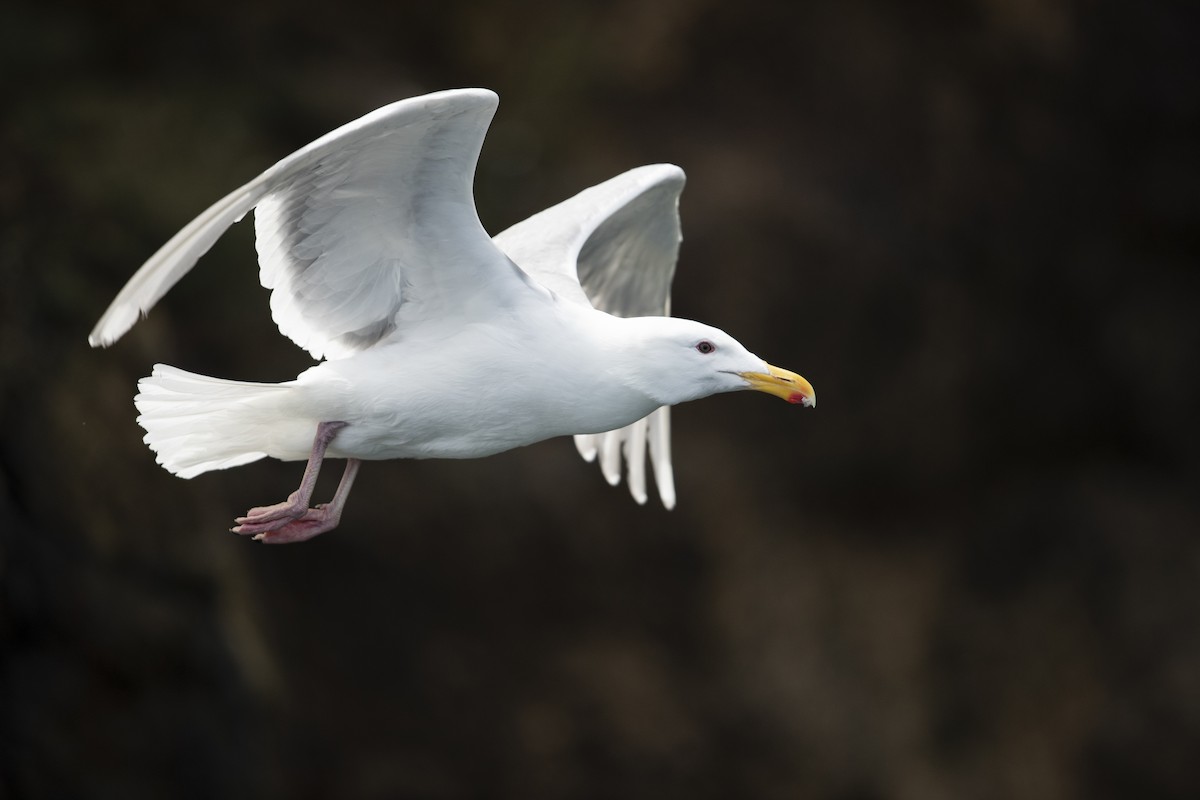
left=255, top=89, right=518, bottom=359
left=494, top=164, right=686, bottom=508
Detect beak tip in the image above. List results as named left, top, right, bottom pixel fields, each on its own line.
left=789, top=392, right=815, bottom=408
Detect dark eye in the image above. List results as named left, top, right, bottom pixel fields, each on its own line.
left=695, top=340, right=716, bottom=355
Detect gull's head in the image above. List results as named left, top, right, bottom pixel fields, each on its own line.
left=622, top=317, right=815, bottom=408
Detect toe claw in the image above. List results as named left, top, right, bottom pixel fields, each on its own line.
left=244, top=508, right=341, bottom=544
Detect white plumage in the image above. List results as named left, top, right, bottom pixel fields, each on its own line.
left=90, top=88, right=814, bottom=543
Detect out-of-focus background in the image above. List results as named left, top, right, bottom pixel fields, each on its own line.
left=2, top=1, right=1197, bottom=798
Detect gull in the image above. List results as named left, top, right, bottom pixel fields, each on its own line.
left=89, top=88, right=815, bottom=543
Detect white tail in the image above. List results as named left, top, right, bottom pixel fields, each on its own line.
left=135, top=365, right=297, bottom=478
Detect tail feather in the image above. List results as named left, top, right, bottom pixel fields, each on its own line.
left=135, top=364, right=298, bottom=479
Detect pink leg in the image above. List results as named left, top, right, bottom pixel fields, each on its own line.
left=231, top=421, right=360, bottom=543
left=249, top=458, right=361, bottom=544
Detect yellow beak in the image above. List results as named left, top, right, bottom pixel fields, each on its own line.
left=738, top=364, right=816, bottom=407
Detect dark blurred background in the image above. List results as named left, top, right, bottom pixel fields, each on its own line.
left=2, top=1, right=1198, bottom=798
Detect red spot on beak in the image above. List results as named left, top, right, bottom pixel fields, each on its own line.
left=787, top=392, right=805, bottom=405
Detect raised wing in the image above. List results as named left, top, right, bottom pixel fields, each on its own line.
left=90, top=89, right=535, bottom=359
left=494, top=164, right=685, bottom=508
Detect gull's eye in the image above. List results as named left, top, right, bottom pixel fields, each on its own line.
left=695, top=340, right=716, bottom=355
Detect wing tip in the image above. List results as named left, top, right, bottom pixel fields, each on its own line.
left=631, top=163, right=686, bottom=189
left=574, top=434, right=598, bottom=462
left=423, top=87, right=499, bottom=113
left=658, top=485, right=677, bottom=510
left=88, top=307, right=139, bottom=349
left=367, top=87, right=499, bottom=125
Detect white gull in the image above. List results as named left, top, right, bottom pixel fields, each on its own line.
left=90, top=88, right=814, bottom=543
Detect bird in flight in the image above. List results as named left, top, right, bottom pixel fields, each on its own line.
left=90, top=88, right=815, bottom=543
